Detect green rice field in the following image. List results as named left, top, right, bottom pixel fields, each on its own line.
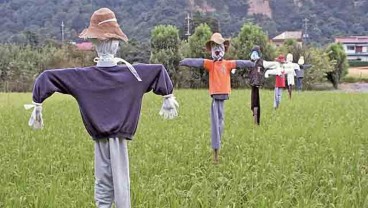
left=0, top=89, right=367, bottom=207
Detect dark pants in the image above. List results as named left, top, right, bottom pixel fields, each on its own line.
left=251, top=86, right=260, bottom=125
left=287, top=85, right=292, bottom=99
left=285, top=79, right=292, bottom=99
left=296, top=77, right=303, bottom=91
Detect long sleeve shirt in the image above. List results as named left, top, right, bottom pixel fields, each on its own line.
left=32, top=64, right=173, bottom=140
left=248, top=59, right=280, bottom=87
left=283, top=62, right=299, bottom=85
left=264, top=62, right=298, bottom=86
left=295, top=64, right=312, bottom=78
left=263, top=61, right=286, bottom=88
left=179, top=58, right=254, bottom=95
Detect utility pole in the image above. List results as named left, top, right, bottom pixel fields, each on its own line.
left=61, top=21, right=65, bottom=44
left=302, top=18, right=309, bottom=44
left=185, top=13, right=192, bottom=39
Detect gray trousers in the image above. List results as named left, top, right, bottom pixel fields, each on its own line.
left=211, top=99, right=225, bottom=150
left=274, top=87, right=282, bottom=108
left=95, top=138, right=130, bottom=208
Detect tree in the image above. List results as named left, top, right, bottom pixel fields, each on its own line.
left=228, top=22, right=276, bottom=88
left=230, top=22, right=275, bottom=61
left=23, top=31, right=40, bottom=47
left=191, top=12, right=220, bottom=34
left=186, top=23, right=212, bottom=88
left=188, top=23, right=212, bottom=58
left=118, top=39, right=151, bottom=64
left=0, top=43, right=95, bottom=92
left=302, top=47, right=333, bottom=89
left=150, top=25, right=181, bottom=87
left=325, top=43, right=348, bottom=89
left=277, top=40, right=335, bottom=89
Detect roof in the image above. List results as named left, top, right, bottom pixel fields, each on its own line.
left=272, top=31, right=303, bottom=41
left=75, top=42, right=94, bottom=51
left=335, top=36, right=368, bottom=44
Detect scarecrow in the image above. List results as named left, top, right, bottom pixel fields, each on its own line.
left=265, top=54, right=286, bottom=109
left=179, top=33, right=254, bottom=163
left=284, top=53, right=300, bottom=99
left=247, top=45, right=280, bottom=125
left=25, top=8, right=179, bottom=208
left=295, top=56, right=312, bottom=91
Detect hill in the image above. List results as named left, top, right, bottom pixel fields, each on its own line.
left=0, top=0, right=367, bottom=45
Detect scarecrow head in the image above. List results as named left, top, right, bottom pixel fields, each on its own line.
left=275, top=54, right=286, bottom=63
left=79, top=8, right=128, bottom=58
left=78, top=8, right=141, bottom=81
left=286, top=53, right=293, bottom=63
left=205, top=33, right=230, bottom=61
left=250, top=45, right=262, bottom=61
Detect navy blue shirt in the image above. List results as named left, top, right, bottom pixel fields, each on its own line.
left=32, top=64, right=174, bottom=140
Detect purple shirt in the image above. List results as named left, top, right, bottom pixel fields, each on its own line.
left=32, top=64, right=174, bottom=140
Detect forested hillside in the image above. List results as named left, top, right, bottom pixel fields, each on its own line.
left=0, top=0, right=367, bottom=45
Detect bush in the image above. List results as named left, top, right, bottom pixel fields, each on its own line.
left=0, top=44, right=95, bottom=92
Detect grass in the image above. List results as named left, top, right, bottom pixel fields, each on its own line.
left=1, top=90, right=368, bottom=208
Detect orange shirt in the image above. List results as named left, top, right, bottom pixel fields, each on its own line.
left=203, top=59, right=236, bottom=95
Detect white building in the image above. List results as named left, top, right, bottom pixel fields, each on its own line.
left=335, top=36, right=368, bottom=61
left=271, top=31, right=303, bottom=47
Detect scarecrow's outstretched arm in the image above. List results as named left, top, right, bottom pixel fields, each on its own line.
left=235, top=60, right=255, bottom=69
left=301, top=64, right=312, bottom=70
left=151, top=65, right=174, bottom=96
left=263, top=61, right=280, bottom=70
left=294, top=63, right=300, bottom=73
left=284, top=63, right=299, bottom=75
left=263, top=61, right=282, bottom=78
left=151, top=65, right=179, bottom=119
left=25, top=69, right=75, bottom=129
left=264, top=69, right=281, bottom=78
left=228, top=60, right=254, bottom=74
left=179, top=58, right=204, bottom=68
left=32, top=69, right=74, bottom=103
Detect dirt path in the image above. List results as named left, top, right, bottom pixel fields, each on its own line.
left=336, top=67, right=368, bottom=92
left=339, top=82, right=368, bottom=93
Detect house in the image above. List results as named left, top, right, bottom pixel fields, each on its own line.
left=335, top=36, right=368, bottom=61
left=73, top=41, right=94, bottom=51
left=271, top=31, right=303, bottom=47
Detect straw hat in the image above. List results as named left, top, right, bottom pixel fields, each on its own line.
left=79, top=8, right=128, bottom=42
left=205, top=33, right=230, bottom=52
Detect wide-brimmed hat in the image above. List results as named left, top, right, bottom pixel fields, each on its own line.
left=79, top=8, right=128, bottom=42
left=275, top=54, right=286, bottom=63
left=205, top=33, right=230, bottom=52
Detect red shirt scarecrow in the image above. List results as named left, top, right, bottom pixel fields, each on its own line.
left=265, top=54, right=287, bottom=109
